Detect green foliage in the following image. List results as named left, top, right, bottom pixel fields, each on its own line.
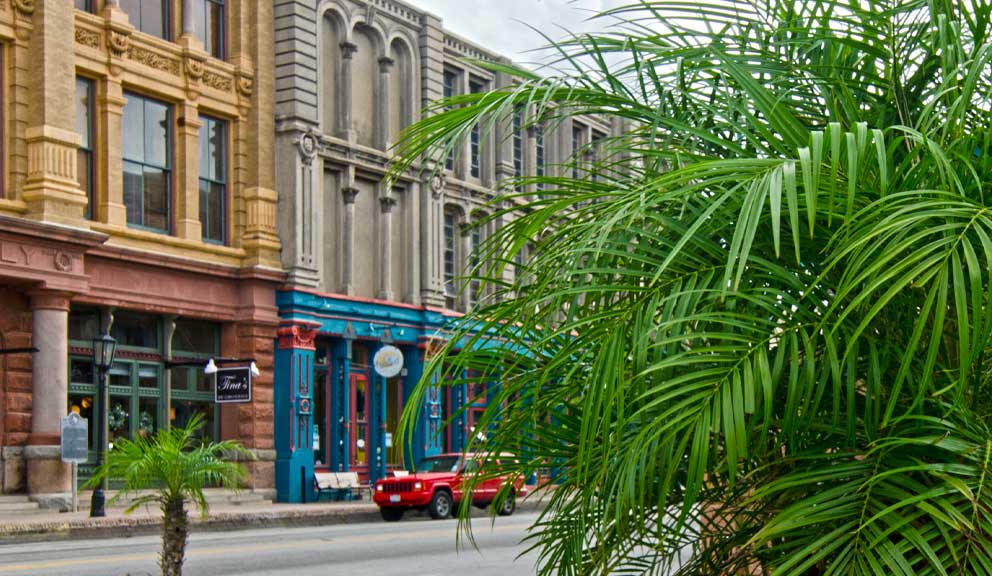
left=86, top=413, right=249, bottom=516
left=393, top=1, right=992, bottom=574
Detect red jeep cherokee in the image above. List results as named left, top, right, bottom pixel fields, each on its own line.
left=373, top=453, right=527, bottom=522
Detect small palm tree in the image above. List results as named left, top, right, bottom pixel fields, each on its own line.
left=87, top=414, right=249, bottom=576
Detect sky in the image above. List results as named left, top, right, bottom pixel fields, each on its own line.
left=402, top=0, right=624, bottom=63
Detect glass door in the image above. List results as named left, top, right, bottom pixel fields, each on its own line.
left=350, top=373, right=369, bottom=476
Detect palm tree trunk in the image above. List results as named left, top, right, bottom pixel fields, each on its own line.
left=160, top=497, right=188, bottom=576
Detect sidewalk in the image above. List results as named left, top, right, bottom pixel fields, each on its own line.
left=0, top=490, right=548, bottom=544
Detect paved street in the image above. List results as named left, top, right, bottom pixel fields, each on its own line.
left=0, top=511, right=540, bottom=576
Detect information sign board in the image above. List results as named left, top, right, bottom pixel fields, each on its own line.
left=215, top=366, right=252, bottom=403
left=60, top=413, right=88, bottom=464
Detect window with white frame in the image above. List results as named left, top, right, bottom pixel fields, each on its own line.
left=198, top=115, right=227, bottom=244
left=122, top=92, right=172, bottom=233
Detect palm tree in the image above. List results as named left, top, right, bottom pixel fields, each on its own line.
left=392, top=1, right=992, bottom=574
left=87, top=414, right=249, bottom=576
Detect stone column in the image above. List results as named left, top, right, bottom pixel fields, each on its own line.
left=377, top=56, right=393, bottom=150
left=162, top=316, right=176, bottom=431
left=338, top=42, right=358, bottom=141
left=378, top=194, right=396, bottom=301
left=182, top=0, right=196, bottom=36
left=176, top=104, right=202, bottom=240
left=341, top=186, right=359, bottom=295
left=25, top=290, right=72, bottom=506
left=22, top=0, right=87, bottom=226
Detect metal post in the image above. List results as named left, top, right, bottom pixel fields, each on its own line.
left=89, top=366, right=107, bottom=517
left=72, top=463, right=78, bottom=513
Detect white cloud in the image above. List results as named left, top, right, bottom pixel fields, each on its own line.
left=403, top=0, right=623, bottom=63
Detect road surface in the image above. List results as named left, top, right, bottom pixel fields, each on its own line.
left=0, top=511, right=540, bottom=576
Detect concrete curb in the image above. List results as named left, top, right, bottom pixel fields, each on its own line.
left=0, top=494, right=547, bottom=544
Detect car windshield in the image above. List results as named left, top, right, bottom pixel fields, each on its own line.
left=416, top=456, right=461, bottom=473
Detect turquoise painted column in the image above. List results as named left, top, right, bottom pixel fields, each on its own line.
left=274, top=321, right=319, bottom=503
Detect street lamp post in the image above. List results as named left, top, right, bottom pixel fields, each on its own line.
left=89, top=333, right=117, bottom=518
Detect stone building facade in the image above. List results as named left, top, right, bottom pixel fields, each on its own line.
left=273, top=0, right=619, bottom=500
left=0, top=0, right=282, bottom=505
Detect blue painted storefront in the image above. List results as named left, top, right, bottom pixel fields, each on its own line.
left=273, top=289, right=481, bottom=502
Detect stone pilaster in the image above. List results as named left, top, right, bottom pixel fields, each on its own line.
left=19, top=0, right=86, bottom=226
left=420, top=174, right=445, bottom=306
left=460, top=222, right=472, bottom=311
left=98, top=79, right=127, bottom=227
left=405, top=181, right=422, bottom=305
left=175, top=104, right=202, bottom=241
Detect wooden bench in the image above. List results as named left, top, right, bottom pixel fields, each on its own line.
left=314, top=472, right=370, bottom=501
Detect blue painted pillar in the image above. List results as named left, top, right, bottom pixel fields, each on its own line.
left=425, top=367, right=443, bottom=458
left=403, top=347, right=425, bottom=468
left=274, top=321, right=319, bottom=503
left=372, top=364, right=387, bottom=486
left=330, top=340, right=350, bottom=472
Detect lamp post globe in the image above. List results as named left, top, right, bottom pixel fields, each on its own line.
left=89, top=334, right=117, bottom=518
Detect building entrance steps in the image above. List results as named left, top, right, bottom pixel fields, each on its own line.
left=0, top=496, right=40, bottom=516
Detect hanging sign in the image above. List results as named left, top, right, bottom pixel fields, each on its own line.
left=60, top=413, right=88, bottom=463
left=373, top=345, right=404, bottom=378
left=215, top=366, right=252, bottom=403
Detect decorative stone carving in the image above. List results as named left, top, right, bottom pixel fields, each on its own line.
left=430, top=172, right=446, bottom=198
left=185, top=57, right=204, bottom=80
left=202, top=71, right=233, bottom=92
left=297, top=130, right=321, bottom=166
left=340, top=41, right=358, bottom=60
left=53, top=252, right=73, bottom=273
left=364, top=3, right=378, bottom=24
left=378, top=56, right=394, bottom=73
left=236, top=72, right=254, bottom=98
left=107, top=29, right=130, bottom=58
left=11, top=0, right=33, bottom=15
left=277, top=324, right=318, bottom=351
left=341, top=186, right=360, bottom=205
left=379, top=196, right=396, bottom=214
left=75, top=28, right=101, bottom=49
left=128, top=46, right=180, bottom=76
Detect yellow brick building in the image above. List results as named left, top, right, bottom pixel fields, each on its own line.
left=0, top=0, right=282, bottom=506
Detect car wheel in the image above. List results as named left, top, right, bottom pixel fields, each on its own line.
left=428, top=490, right=453, bottom=519
left=496, top=491, right=516, bottom=516
left=380, top=507, right=404, bottom=522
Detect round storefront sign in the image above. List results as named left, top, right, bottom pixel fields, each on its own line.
left=373, top=345, right=404, bottom=378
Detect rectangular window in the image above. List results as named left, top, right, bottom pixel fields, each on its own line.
left=123, top=92, right=172, bottom=233
left=192, top=0, right=225, bottom=59
left=198, top=115, right=227, bottom=244
left=443, top=70, right=457, bottom=171
left=443, top=212, right=456, bottom=297
left=535, top=124, right=545, bottom=191
left=470, top=224, right=482, bottom=306
left=74, top=0, right=92, bottom=11
left=512, top=112, right=523, bottom=190
left=591, top=130, right=607, bottom=182
left=469, top=79, right=484, bottom=179
left=76, top=78, right=95, bottom=219
left=121, top=0, right=169, bottom=39
left=572, top=125, right=584, bottom=179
